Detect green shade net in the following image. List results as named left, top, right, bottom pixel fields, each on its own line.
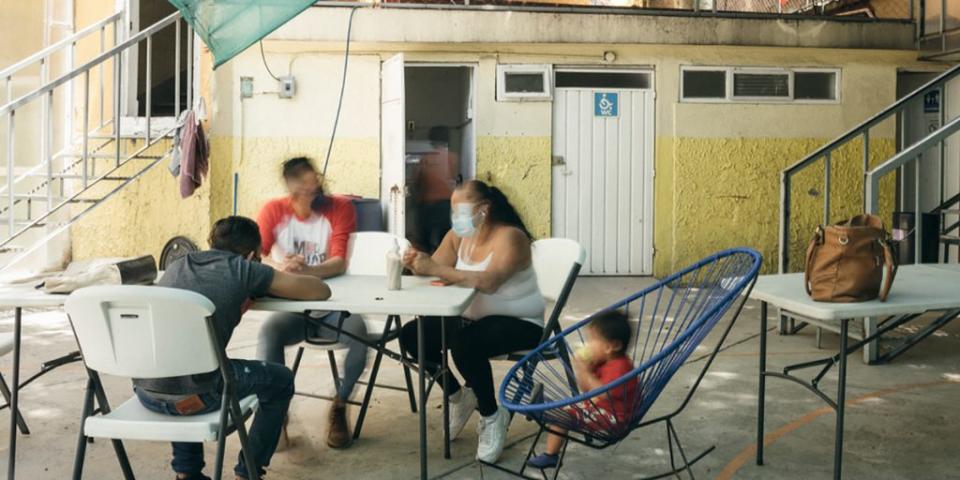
left=168, top=0, right=317, bottom=69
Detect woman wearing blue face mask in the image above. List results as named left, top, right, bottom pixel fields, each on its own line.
left=399, top=179, right=545, bottom=465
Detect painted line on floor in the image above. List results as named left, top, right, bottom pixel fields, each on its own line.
left=715, top=378, right=960, bottom=480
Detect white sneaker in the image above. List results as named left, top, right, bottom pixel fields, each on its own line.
left=449, top=387, right=478, bottom=440
left=476, top=406, right=510, bottom=463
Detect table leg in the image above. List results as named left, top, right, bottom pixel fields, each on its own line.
left=757, top=301, right=767, bottom=466
left=861, top=317, right=878, bottom=364
left=417, top=317, right=428, bottom=480
left=834, top=319, right=848, bottom=480
left=8, top=306, right=22, bottom=480
left=441, top=317, right=451, bottom=459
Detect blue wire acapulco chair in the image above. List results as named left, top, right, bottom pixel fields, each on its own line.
left=490, top=248, right=762, bottom=480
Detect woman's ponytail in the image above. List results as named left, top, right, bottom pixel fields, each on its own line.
left=464, top=180, right=532, bottom=239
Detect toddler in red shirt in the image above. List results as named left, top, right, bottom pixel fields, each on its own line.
left=526, top=310, right=636, bottom=470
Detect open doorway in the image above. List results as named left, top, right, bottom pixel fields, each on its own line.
left=401, top=65, right=475, bottom=252
left=127, top=0, right=190, bottom=118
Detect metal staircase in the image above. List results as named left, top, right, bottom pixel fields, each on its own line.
left=0, top=10, right=192, bottom=272
left=779, top=63, right=960, bottom=273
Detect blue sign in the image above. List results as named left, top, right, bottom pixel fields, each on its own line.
left=924, top=90, right=940, bottom=113
left=594, top=92, right=618, bottom=117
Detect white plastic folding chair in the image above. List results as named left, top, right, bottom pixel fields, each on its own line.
left=289, top=231, right=418, bottom=440
left=498, top=238, right=587, bottom=361
left=65, top=286, right=259, bottom=480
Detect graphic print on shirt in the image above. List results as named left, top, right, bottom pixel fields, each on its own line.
left=293, top=239, right=327, bottom=266
left=270, top=215, right=333, bottom=267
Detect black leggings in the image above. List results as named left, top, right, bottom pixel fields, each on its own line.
left=399, top=315, right=543, bottom=416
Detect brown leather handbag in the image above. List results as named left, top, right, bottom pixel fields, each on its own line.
left=804, top=214, right=897, bottom=302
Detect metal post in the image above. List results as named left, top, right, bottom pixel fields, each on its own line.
left=833, top=319, right=848, bottom=480
left=824, top=152, right=832, bottom=225
left=145, top=35, right=152, bottom=146
left=186, top=27, right=193, bottom=112
left=7, top=307, right=22, bottom=480
left=40, top=59, right=49, bottom=209
left=174, top=19, right=181, bottom=117
left=66, top=42, right=75, bottom=151
left=915, top=155, right=922, bottom=262
left=756, top=301, right=768, bottom=465
left=779, top=174, right=791, bottom=273
left=99, top=25, right=106, bottom=128
left=82, top=70, right=90, bottom=189
left=47, top=90, right=54, bottom=208
left=940, top=86, right=946, bottom=205
left=862, top=130, right=870, bottom=210
left=899, top=110, right=906, bottom=212
left=114, top=50, right=122, bottom=168
left=7, top=110, right=15, bottom=236
left=943, top=0, right=948, bottom=52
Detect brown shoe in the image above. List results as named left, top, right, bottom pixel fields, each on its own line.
left=326, top=398, right=352, bottom=449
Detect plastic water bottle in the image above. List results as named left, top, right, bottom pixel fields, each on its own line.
left=386, top=239, right=402, bottom=291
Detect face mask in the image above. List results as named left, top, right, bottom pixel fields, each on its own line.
left=451, top=203, right=482, bottom=237
left=309, top=187, right=328, bottom=211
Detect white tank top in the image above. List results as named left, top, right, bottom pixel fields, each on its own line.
left=456, top=242, right=545, bottom=326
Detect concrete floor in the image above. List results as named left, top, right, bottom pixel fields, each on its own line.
left=0, top=276, right=957, bottom=479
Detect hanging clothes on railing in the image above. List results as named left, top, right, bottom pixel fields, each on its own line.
left=170, top=108, right=209, bottom=198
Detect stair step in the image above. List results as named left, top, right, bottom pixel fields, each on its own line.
left=936, top=209, right=960, bottom=215
left=941, top=235, right=960, bottom=244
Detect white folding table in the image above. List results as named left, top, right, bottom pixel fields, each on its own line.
left=0, top=284, right=77, bottom=480
left=253, top=274, right=475, bottom=480
left=750, top=264, right=960, bottom=479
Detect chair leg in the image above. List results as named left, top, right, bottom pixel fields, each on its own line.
left=353, top=349, right=384, bottom=440
left=634, top=419, right=715, bottom=480
left=291, top=346, right=305, bottom=377
left=87, top=370, right=135, bottom=480
left=328, top=350, right=342, bottom=394
left=0, top=372, right=29, bottom=434
left=213, top=393, right=230, bottom=480
left=228, top=396, right=260, bottom=480
left=71, top=378, right=97, bottom=480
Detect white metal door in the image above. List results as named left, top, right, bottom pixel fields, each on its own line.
left=552, top=88, right=654, bottom=275
left=380, top=53, right=406, bottom=236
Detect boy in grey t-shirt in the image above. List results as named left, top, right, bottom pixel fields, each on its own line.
left=133, top=216, right=330, bottom=480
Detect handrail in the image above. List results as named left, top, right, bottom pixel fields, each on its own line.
left=0, top=12, right=122, bottom=80
left=783, top=63, right=960, bottom=177
left=866, top=116, right=960, bottom=196
left=0, top=11, right=181, bottom=116
left=779, top=61, right=960, bottom=273
left=865, top=116, right=960, bottom=261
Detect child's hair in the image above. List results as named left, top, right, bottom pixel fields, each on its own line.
left=589, top=309, right=632, bottom=356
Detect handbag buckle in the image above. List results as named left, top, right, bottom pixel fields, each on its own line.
left=838, top=236, right=849, bottom=245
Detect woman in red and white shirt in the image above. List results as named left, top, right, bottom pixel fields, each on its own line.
left=254, top=157, right=366, bottom=450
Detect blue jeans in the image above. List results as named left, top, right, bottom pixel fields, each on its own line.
left=134, top=359, right=294, bottom=479
left=257, top=311, right=368, bottom=400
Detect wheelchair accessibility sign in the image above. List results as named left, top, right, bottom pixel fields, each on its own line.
left=594, top=92, right=618, bottom=117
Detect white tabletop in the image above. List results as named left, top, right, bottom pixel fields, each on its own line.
left=252, top=275, right=476, bottom=317
left=750, top=264, right=960, bottom=321
left=0, top=284, right=69, bottom=308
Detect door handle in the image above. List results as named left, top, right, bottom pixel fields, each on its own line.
left=552, top=155, right=565, bottom=166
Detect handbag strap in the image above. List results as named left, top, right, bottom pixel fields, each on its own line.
left=804, top=227, right=823, bottom=296
left=878, top=239, right=898, bottom=302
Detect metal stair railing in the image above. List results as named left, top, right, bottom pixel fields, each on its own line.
left=779, top=62, right=960, bottom=273
left=866, top=115, right=960, bottom=260
left=0, top=10, right=193, bottom=270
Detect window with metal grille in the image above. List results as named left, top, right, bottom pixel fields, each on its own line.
left=732, top=71, right=790, bottom=99
left=680, top=66, right=839, bottom=103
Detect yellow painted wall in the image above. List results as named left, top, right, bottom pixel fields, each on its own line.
left=61, top=7, right=936, bottom=275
